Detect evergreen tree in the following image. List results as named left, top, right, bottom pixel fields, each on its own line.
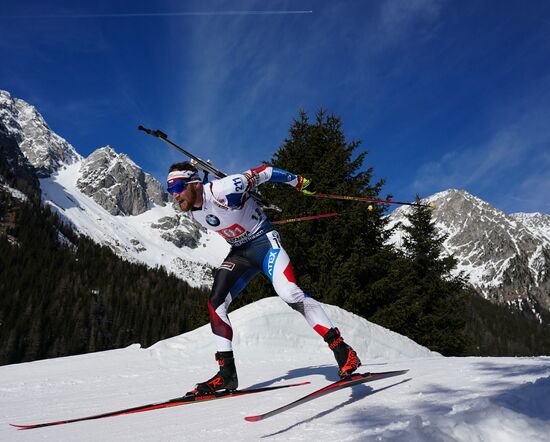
left=371, top=197, right=469, bottom=355
left=0, top=193, right=210, bottom=365
left=401, top=197, right=456, bottom=279
left=3, top=110, right=550, bottom=363
left=235, top=109, right=393, bottom=316
left=464, top=292, right=550, bottom=356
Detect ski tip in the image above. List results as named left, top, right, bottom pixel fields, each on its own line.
left=10, top=424, right=33, bottom=430
left=366, top=369, right=409, bottom=376
left=244, top=415, right=263, bottom=422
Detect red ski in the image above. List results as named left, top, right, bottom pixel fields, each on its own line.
left=10, top=381, right=309, bottom=430
left=245, top=370, right=409, bottom=422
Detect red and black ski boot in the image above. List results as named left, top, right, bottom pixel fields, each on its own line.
left=324, top=328, right=362, bottom=378
left=189, top=351, right=239, bottom=396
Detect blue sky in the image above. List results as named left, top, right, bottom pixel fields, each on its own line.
left=1, top=0, right=549, bottom=214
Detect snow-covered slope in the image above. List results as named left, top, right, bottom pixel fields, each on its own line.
left=149, top=297, right=438, bottom=364
left=510, top=212, right=550, bottom=243
left=0, top=89, right=229, bottom=287
left=4, top=89, right=550, bottom=303
left=0, top=180, right=28, bottom=202
left=1, top=298, right=549, bottom=441
left=388, top=189, right=550, bottom=313
left=40, top=162, right=229, bottom=287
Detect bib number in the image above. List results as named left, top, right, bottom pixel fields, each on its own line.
left=217, top=224, right=246, bottom=239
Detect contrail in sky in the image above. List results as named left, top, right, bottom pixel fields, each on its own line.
left=3, top=10, right=313, bottom=19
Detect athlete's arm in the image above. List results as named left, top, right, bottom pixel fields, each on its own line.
left=209, top=174, right=253, bottom=209
left=211, top=166, right=315, bottom=209
left=242, top=166, right=315, bottom=194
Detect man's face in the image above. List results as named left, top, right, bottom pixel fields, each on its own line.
left=171, top=182, right=199, bottom=212
left=167, top=170, right=203, bottom=211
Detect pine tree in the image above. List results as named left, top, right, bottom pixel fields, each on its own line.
left=0, top=194, right=211, bottom=365
left=401, top=197, right=456, bottom=279
left=235, top=109, right=394, bottom=317
left=372, top=197, right=469, bottom=355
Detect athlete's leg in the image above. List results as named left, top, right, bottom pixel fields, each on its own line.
left=191, top=252, right=258, bottom=395
left=262, top=231, right=334, bottom=337
left=209, top=254, right=258, bottom=352
left=262, top=231, right=362, bottom=377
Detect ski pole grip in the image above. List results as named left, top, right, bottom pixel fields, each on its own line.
left=137, top=125, right=168, bottom=139
left=156, top=130, right=168, bottom=139
left=138, top=125, right=152, bottom=134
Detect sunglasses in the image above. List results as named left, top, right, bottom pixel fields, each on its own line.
left=167, top=179, right=190, bottom=195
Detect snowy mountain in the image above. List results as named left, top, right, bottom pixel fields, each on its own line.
left=509, top=212, right=550, bottom=243
left=0, top=90, right=80, bottom=177
left=77, top=146, right=168, bottom=216
left=3, top=89, right=549, bottom=308
left=0, top=126, right=40, bottom=195
left=1, top=297, right=549, bottom=441
left=0, top=89, right=229, bottom=287
left=388, top=189, right=550, bottom=314
left=39, top=163, right=228, bottom=287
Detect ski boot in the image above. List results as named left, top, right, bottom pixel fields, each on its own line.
left=324, top=328, right=362, bottom=378
left=188, top=351, right=238, bottom=396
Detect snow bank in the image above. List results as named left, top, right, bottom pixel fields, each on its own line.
left=1, top=299, right=549, bottom=442
left=149, top=297, right=438, bottom=365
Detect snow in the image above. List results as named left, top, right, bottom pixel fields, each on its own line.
left=510, top=212, right=550, bottom=243
left=0, top=180, right=28, bottom=202
left=39, top=162, right=229, bottom=287
left=1, top=297, right=549, bottom=441
left=0, top=90, right=81, bottom=174
left=387, top=189, right=550, bottom=307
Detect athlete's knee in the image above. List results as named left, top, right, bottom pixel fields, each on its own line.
left=275, top=283, right=305, bottom=304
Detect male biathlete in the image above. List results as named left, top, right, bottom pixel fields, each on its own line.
left=166, top=162, right=361, bottom=395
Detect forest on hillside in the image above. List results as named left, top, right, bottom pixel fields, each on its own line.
left=1, top=110, right=550, bottom=366
left=0, top=191, right=209, bottom=365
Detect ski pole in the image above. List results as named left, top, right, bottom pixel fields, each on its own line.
left=272, top=212, right=339, bottom=225
left=138, top=126, right=281, bottom=211
left=272, top=203, right=379, bottom=224
left=138, top=125, right=226, bottom=178
left=305, top=192, right=436, bottom=209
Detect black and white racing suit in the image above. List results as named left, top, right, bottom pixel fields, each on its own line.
left=188, top=166, right=335, bottom=352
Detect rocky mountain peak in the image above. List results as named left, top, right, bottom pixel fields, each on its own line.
left=509, top=212, right=550, bottom=243
left=0, top=90, right=81, bottom=176
left=388, top=189, right=550, bottom=315
left=1, top=89, right=224, bottom=287
left=77, top=146, right=168, bottom=216
left=0, top=129, right=41, bottom=198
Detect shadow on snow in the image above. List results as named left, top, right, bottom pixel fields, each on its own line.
left=261, top=378, right=411, bottom=439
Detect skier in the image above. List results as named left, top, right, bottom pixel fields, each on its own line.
left=166, top=162, right=361, bottom=395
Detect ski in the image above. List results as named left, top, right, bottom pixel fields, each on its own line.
left=10, top=380, right=310, bottom=430
left=244, top=369, right=409, bottom=422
